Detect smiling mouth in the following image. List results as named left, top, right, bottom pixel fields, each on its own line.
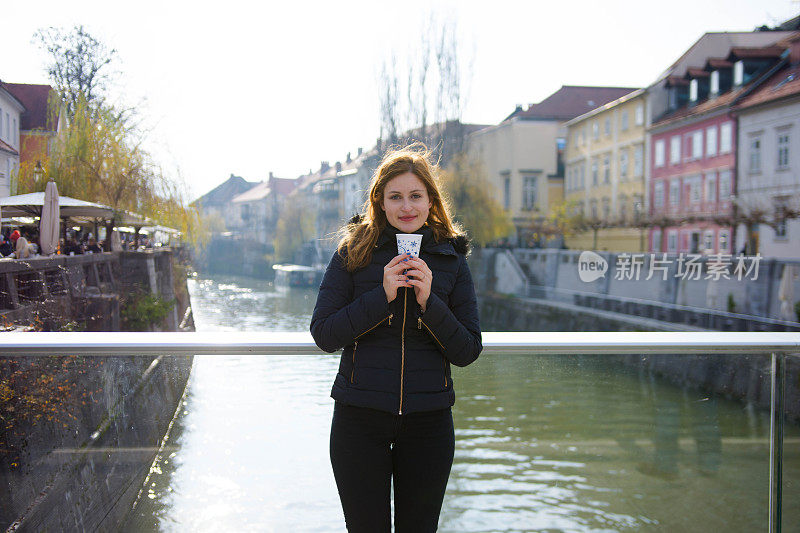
left=399, top=216, right=416, bottom=221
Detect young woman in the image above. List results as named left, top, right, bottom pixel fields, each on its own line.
left=310, top=144, right=482, bottom=532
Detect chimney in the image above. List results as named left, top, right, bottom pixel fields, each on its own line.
left=335, top=161, right=342, bottom=172
left=269, top=171, right=274, bottom=181
left=346, top=152, right=351, bottom=163
left=358, top=147, right=363, bottom=156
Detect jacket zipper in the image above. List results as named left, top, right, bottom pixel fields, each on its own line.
left=399, top=289, right=407, bottom=415
left=355, top=313, right=393, bottom=340
left=350, top=342, right=358, bottom=383
left=419, top=317, right=448, bottom=387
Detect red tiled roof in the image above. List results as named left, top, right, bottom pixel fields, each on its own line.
left=736, top=62, right=800, bottom=111
left=269, top=176, right=299, bottom=196
left=506, top=86, right=638, bottom=122
left=653, top=86, right=745, bottom=128
left=728, top=46, right=785, bottom=60
left=0, top=138, right=19, bottom=156
left=0, top=83, right=56, bottom=131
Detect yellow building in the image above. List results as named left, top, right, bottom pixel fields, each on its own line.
left=564, top=89, right=648, bottom=252
left=468, top=86, right=637, bottom=245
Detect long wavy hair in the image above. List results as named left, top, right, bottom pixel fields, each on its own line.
left=337, top=143, right=463, bottom=272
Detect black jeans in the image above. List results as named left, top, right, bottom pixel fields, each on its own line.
left=329, top=402, right=455, bottom=532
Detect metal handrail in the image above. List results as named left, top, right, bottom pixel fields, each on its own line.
left=3, top=331, right=798, bottom=533
left=3, top=331, right=799, bottom=355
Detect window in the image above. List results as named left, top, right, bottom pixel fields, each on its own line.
left=669, top=179, right=680, bottom=205
left=523, top=175, right=537, bottom=210
left=654, top=181, right=665, bottom=208
left=621, top=110, right=629, bottom=131
left=591, top=159, right=598, bottom=185
left=655, top=140, right=665, bottom=167
left=705, top=172, right=716, bottom=203
left=703, top=230, right=714, bottom=251
left=706, top=126, right=717, bottom=156
left=603, top=155, right=610, bottom=183
left=590, top=199, right=598, bottom=219
left=635, top=104, right=644, bottom=126
left=710, top=71, right=719, bottom=95
left=670, top=135, right=681, bottom=164
left=719, top=170, right=732, bottom=200
left=718, top=230, right=730, bottom=252
left=633, top=194, right=643, bottom=219
left=692, top=131, right=703, bottom=160
left=634, top=144, right=643, bottom=177
left=580, top=165, right=585, bottom=188
left=749, top=137, right=761, bottom=173
left=604, top=117, right=611, bottom=136
left=602, top=197, right=610, bottom=220
left=720, top=122, right=733, bottom=153
left=775, top=196, right=789, bottom=238
left=592, top=122, right=599, bottom=140
left=689, top=79, right=698, bottom=102
left=652, top=229, right=662, bottom=252
left=12, top=118, right=17, bottom=145
left=619, top=196, right=628, bottom=221
left=778, top=133, right=790, bottom=169
left=4, top=112, right=8, bottom=139
left=503, top=176, right=510, bottom=210
left=619, top=149, right=628, bottom=180
left=733, top=61, right=744, bottom=86
left=689, top=176, right=701, bottom=203
left=668, top=230, right=678, bottom=252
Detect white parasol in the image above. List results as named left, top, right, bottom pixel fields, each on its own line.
left=39, top=179, right=60, bottom=255
left=778, top=265, right=796, bottom=322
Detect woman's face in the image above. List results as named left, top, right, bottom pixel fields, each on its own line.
left=381, top=172, right=432, bottom=233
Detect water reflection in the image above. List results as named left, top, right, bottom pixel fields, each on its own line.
left=121, top=275, right=798, bottom=532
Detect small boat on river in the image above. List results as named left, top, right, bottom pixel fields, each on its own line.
left=273, top=264, right=324, bottom=288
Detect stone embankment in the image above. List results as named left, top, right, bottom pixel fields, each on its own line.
left=0, top=249, right=193, bottom=531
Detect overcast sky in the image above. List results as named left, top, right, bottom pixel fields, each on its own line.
left=3, top=0, right=798, bottom=200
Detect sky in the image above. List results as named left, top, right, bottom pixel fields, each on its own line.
left=3, top=0, right=799, bottom=200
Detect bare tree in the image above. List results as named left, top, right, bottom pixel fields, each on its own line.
left=379, top=55, right=400, bottom=146
left=34, top=25, right=119, bottom=118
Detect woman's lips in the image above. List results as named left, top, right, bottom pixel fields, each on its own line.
left=399, top=216, right=416, bottom=221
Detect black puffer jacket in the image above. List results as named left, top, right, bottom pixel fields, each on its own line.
left=310, top=222, right=482, bottom=415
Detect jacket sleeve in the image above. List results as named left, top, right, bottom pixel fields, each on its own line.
left=310, top=250, right=391, bottom=353
left=419, top=254, right=482, bottom=367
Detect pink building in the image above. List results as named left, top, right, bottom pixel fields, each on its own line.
left=647, top=39, right=793, bottom=254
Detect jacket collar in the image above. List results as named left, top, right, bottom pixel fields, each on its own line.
left=375, top=223, right=457, bottom=256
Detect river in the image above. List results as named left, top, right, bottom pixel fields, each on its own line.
left=122, top=274, right=799, bottom=532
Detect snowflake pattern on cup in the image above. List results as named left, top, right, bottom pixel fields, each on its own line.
left=396, top=234, right=422, bottom=257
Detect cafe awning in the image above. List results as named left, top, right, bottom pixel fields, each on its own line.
left=0, top=192, right=115, bottom=218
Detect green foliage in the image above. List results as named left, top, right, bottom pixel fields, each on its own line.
left=121, top=292, right=175, bottom=331
left=727, top=293, right=736, bottom=314
left=275, top=193, right=316, bottom=262
left=795, top=301, right=800, bottom=323
left=439, top=153, right=512, bottom=246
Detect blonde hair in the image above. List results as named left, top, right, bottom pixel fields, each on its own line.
left=337, top=143, right=463, bottom=272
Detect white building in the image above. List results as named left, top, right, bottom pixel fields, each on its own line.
left=734, top=38, right=800, bottom=259
left=0, top=83, right=24, bottom=198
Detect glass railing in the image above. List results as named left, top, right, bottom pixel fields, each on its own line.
left=2, top=332, right=797, bottom=532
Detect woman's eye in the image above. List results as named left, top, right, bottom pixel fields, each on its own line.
left=412, top=194, right=422, bottom=199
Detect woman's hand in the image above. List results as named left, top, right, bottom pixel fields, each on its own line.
left=404, top=256, right=433, bottom=312
left=383, top=254, right=413, bottom=303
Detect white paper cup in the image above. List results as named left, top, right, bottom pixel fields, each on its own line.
left=396, top=233, right=423, bottom=257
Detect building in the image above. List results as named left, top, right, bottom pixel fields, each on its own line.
left=468, top=85, right=636, bottom=245
left=647, top=32, right=797, bottom=255
left=733, top=34, right=800, bottom=258
left=0, top=83, right=24, bottom=197
left=564, top=89, right=648, bottom=252
left=0, top=83, right=63, bottom=181
left=193, top=173, right=259, bottom=231
left=230, top=172, right=298, bottom=246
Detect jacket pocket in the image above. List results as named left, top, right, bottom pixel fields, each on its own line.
left=442, top=356, right=448, bottom=388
